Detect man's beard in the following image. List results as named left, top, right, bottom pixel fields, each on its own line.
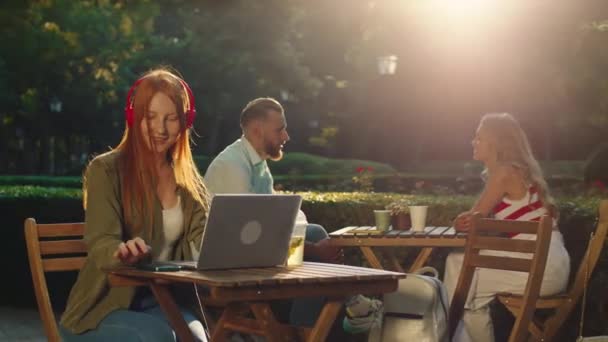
left=265, top=140, right=284, bottom=161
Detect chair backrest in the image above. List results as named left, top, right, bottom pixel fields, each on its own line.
left=565, top=200, right=608, bottom=306
left=24, top=218, right=86, bottom=342
left=448, top=214, right=553, bottom=342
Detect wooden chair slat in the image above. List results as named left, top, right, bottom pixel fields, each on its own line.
left=42, top=257, right=86, bottom=272
left=449, top=214, right=553, bottom=342
left=475, top=218, right=538, bottom=234
left=37, top=223, right=84, bottom=237
left=495, top=200, right=608, bottom=341
left=468, top=254, right=532, bottom=272
left=40, top=240, right=87, bottom=255
left=471, top=236, right=536, bottom=253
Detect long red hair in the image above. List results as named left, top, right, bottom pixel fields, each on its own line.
left=86, top=68, right=210, bottom=239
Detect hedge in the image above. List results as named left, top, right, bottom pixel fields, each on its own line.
left=0, top=176, right=82, bottom=188
left=0, top=173, right=584, bottom=197
left=1, top=187, right=606, bottom=338
left=268, top=152, right=396, bottom=175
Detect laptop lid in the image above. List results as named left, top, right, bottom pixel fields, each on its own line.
left=196, top=194, right=302, bottom=270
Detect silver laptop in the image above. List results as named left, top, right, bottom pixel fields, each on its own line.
left=148, top=194, right=302, bottom=271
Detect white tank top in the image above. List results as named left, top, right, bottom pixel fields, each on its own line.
left=157, top=195, right=184, bottom=261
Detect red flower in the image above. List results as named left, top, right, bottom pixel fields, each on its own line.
left=593, top=180, right=606, bottom=189
left=367, top=166, right=374, bottom=172
left=356, top=167, right=365, bottom=173
left=415, top=180, right=426, bottom=189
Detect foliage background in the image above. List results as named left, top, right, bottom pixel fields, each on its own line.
left=2, top=1, right=608, bottom=175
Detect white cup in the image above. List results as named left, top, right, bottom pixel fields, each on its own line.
left=287, top=223, right=306, bottom=266
left=409, top=206, right=428, bottom=231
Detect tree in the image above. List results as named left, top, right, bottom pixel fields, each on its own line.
left=153, top=0, right=322, bottom=155
left=0, top=0, right=160, bottom=173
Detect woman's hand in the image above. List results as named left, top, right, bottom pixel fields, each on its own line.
left=112, top=237, right=151, bottom=265
left=453, top=211, right=473, bottom=232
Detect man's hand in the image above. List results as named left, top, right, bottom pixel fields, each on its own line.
left=306, top=238, right=343, bottom=264
left=453, top=211, right=473, bottom=232
left=112, top=237, right=151, bottom=265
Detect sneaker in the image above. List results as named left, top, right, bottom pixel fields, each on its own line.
left=343, top=295, right=383, bottom=334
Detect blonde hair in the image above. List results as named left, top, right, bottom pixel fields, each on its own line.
left=479, top=113, right=557, bottom=216
left=85, top=68, right=210, bottom=239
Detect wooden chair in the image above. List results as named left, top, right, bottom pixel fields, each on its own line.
left=497, top=200, right=608, bottom=341
left=24, top=218, right=87, bottom=342
left=448, top=213, right=553, bottom=342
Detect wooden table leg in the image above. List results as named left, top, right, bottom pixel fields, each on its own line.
left=384, top=249, right=405, bottom=273
left=210, top=303, right=242, bottom=341
left=250, top=302, right=296, bottom=342
left=360, top=246, right=383, bottom=269
left=307, top=300, right=343, bottom=342
left=408, top=247, right=434, bottom=272
left=149, top=283, right=195, bottom=342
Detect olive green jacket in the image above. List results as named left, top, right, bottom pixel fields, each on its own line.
left=60, top=151, right=207, bottom=334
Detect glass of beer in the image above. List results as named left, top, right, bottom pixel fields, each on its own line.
left=287, top=223, right=306, bottom=266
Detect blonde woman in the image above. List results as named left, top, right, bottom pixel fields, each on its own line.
left=444, top=113, right=570, bottom=342
left=60, top=68, right=209, bottom=341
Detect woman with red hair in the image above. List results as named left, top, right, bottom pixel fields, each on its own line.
left=60, top=68, right=209, bottom=341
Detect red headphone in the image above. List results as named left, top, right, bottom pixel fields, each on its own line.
left=124, top=76, right=197, bottom=128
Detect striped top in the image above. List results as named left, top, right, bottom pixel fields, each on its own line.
left=493, top=186, right=551, bottom=237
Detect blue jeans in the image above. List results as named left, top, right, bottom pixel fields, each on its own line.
left=289, top=223, right=329, bottom=326
left=60, top=304, right=207, bottom=341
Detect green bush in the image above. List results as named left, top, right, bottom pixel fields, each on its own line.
left=268, top=152, right=396, bottom=176
left=0, top=175, right=82, bottom=188
left=584, top=142, right=608, bottom=184
left=1, top=187, right=606, bottom=338
left=299, top=192, right=475, bottom=230
left=1, top=187, right=84, bottom=308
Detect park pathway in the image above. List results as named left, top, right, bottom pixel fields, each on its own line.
left=0, top=306, right=45, bottom=341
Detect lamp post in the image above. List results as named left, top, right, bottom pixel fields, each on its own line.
left=373, top=55, right=400, bottom=165
left=48, top=96, right=62, bottom=174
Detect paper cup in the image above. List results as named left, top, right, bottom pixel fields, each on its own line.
left=409, top=206, right=428, bottom=231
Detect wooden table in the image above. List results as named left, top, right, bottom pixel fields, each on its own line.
left=328, top=226, right=467, bottom=273
left=106, top=262, right=404, bottom=342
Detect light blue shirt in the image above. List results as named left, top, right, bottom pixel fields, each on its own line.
left=204, top=137, right=274, bottom=195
